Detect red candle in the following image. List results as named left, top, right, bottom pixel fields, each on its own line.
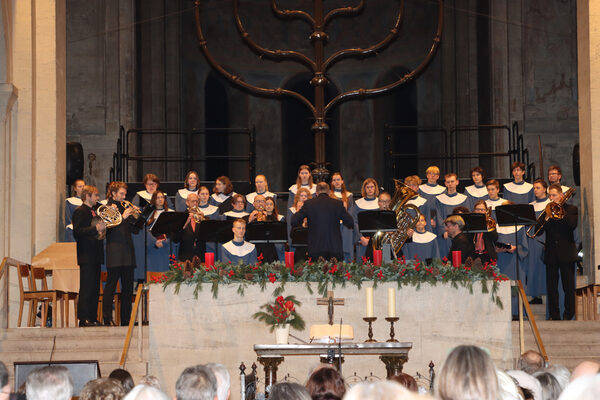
left=452, top=251, right=461, bottom=267
left=285, top=251, right=294, bottom=268
left=205, top=252, right=215, bottom=268
left=373, top=249, right=383, bottom=266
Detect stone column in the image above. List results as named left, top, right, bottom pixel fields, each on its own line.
left=577, top=0, right=600, bottom=284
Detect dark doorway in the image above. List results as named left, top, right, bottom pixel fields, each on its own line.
left=204, top=73, right=229, bottom=179
left=281, top=73, right=340, bottom=186
left=374, top=67, right=418, bottom=191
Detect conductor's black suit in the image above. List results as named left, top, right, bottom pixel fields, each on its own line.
left=291, top=192, right=354, bottom=260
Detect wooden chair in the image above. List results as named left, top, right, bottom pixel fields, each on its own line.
left=97, top=271, right=121, bottom=324
left=576, top=284, right=599, bottom=321
left=17, top=264, right=65, bottom=327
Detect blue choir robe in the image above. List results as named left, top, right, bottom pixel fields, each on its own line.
left=246, top=191, right=277, bottom=212
left=503, top=181, right=534, bottom=204
left=485, top=197, right=505, bottom=220
left=288, top=183, right=316, bottom=208
left=133, top=209, right=176, bottom=280
left=333, top=190, right=355, bottom=262
left=418, top=182, right=446, bottom=203
left=64, top=197, right=82, bottom=242
left=403, top=231, right=440, bottom=261
left=434, top=192, right=469, bottom=255
left=526, top=197, right=550, bottom=297
left=464, top=184, right=489, bottom=205
left=132, top=190, right=174, bottom=210
left=406, top=195, right=433, bottom=232
left=496, top=224, right=528, bottom=316
left=175, top=188, right=200, bottom=212
left=209, top=192, right=236, bottom=208
left=220, top=240, right=257, bottom=264
left=351, top=197, right=380, bottom=259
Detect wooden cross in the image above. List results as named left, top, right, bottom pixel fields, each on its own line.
left=316, top=291, right=345, bottom=325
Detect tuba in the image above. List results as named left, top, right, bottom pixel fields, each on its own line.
left=372, top=180, right=421, bottom=256
left=93, top=204, right=123, bottom=240
left=526, top=187, right=575, bottom=238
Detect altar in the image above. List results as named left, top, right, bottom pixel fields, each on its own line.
left=148, top=281, right=512, bottom=399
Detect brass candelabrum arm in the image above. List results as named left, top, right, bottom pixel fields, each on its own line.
left=234, top=0, right=317, bottom=72
left=323, top=0, right=365, bottom=27
left=270, top=0, right=315, bottom=26
left=194, top=1, right=317, bottom=118
left=324, top=0, right=444, bottom=114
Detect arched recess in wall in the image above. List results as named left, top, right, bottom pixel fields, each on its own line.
left=373, top=67, right=417, bottom=192
left=204, top=71, right=249, bottom=182
left=281, top=72, right=340, bottom=186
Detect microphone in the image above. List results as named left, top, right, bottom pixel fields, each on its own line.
left=338, top=318, right=343, bottom=373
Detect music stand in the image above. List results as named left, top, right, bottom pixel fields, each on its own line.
left=357, top=210, right=397, bottom=235
left=459, top=213, right=487, bottom=234
left=246, top=221, right=287, bottom=244
left=291, top=227, right=308, bottom=247
left=495, top=204, right=536, bottom=282
left=150, top=212, right=189, bottom=236
left=196, top=220, right=234, bottom=243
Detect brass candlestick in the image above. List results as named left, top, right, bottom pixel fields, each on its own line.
left=385, top=317, right=399, bottom=342
left=363, top=317, right=377, bottom=342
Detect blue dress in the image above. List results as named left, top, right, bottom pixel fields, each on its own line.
left=174, top=188, right=199, bottom=212
left=526, top=198, right=550, bottom=297
left=496, top=225, right=529, bottom=316
left=418, top=182, right=446, bottom=204
left=287, top=184, right=316, bottom=208
left=351, top=197, right=380, bottom=259
left=434, top=192, right=469, bottom=256
left=503, top=181, right=534, bottom=204
left=464, top=184, right=489, bottom=205
left=220, top=240, right=258, bottom=264
left=403, top=231, right=440, bottom=261
left=64, top=197, right=82, bottom=242
left=332, top=190, right=355, bottom=262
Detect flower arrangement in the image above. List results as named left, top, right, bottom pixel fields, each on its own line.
left=155, top=254, right=507, bottom=308
left=252, top=295, right=306, bottom=332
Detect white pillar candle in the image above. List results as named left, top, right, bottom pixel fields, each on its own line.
left=388, top=287, right=396, bottom=318
left=365, top=287, right=374, bottom=317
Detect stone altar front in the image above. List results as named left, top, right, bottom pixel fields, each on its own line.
left=148, top=281, right=511, bottom=399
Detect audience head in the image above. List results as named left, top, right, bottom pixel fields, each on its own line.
left=545, top=365, right=571, bottom=392
left=344, top=380, right=427, bottom=400
left=305, top=366, right=346, bottom=399
left=139, top=376, right=161, bottom=390
left=518, top=350, right=545, bottom=374
left=389, top=373, right=418, bottom=392
left=205, top=363, right=230, bottom=400
left=316, top=182, right=330, bottom=194
left=109, top=369, right=135, bottom=393
left=570, top=361, right=600, bottom=382
left=175, top=365, right=217, bottom=400
left=0, top=361, right=8, bottom=400
left=534, top=371, right=562, bottom=400
left=123, top=384, right=170, bottom=400
left=79, top=378, right=126, bottom=400
left=26, top=365, right=73, bottom=400
left=269, top=382, right=311, bottom=400
left=507, top=370, right=542, bottom=400
left=558, top=374, right=600, bottom=400
left=496, top=369, right=522, bottom=400
left=436, top=345, right=498, bottom=400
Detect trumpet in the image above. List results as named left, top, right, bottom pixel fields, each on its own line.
left=526, top=187, right=575, bottom=238
left=187, top=206, right=207, bottom=223
left=255, top=206, right=267, bottom=222
left=121, top=200, right=141, bottom=218
left=485, top=207, right=496, bottom=232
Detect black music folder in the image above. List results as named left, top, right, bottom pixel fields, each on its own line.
left=357, top=210, right=397, bottom=234
left=246, top=221, right=288, bottom=244
left=150, top=211, right=188, bottom=235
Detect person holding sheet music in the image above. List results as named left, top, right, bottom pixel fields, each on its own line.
left=175, top=170, right=200, bottom=212
left=221, top=218, right=258, bottom=264
left=64, top=178, right=85, bottom=242
left=140, top=190, right=173, bottom=275
left=72, top=185, right=105, bottom=327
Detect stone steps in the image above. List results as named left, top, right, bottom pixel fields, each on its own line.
left=0, top=326, right=149, bottom=385
left=512, top=320, right=600, bottom=370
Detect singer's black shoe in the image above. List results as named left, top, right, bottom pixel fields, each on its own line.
left=79, top=319, right=99, bottom=327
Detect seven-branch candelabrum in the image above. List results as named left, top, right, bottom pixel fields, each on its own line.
left=194, top=0, right=444, bottom=177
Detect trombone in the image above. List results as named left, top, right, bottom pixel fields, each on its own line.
left=526, top=187, right=575, bottom=238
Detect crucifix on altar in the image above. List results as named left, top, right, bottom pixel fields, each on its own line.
left=194, top=0, right=444, bottom=181
left=316, top=290, right=344, bottom=325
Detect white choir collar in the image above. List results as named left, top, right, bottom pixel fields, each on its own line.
left=246, top=191, right=276, bottom=204
left=465, top=185, right=488, bottom=198
left=223, top=240, right=255, bottom=257
left=137, top=190, right=153, bottom=201
left=496, top=225, right=524, bottom=235
left=224, top=210, right=249, bottom=218
left=178, top=188, right=199, bottom=198
left=289, top=184, right=316, bottom=194
left=211, top=192, right=235, bottom=203
left=504, top=181, right=533, bottom=194
left=412, top=231, right=437, bottom=243
left=436, top=192, right=467, bottom=205
left=485, top=198, right=504, bottom=210
left=333, top=191, right=352, bottom=199
left=419, top=183, right=446, bottom=195
left=198, top=204, right=219, bottom=215
left=530, top=198, right=550, bottom=212
left=355, top=197, right=380, bottom=210
left=407, top=196, right=427, bottom=207
left=66, top=197, right=83, bottom=206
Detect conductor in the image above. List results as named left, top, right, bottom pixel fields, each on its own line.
left=291, top=182, right=354, bottom=261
